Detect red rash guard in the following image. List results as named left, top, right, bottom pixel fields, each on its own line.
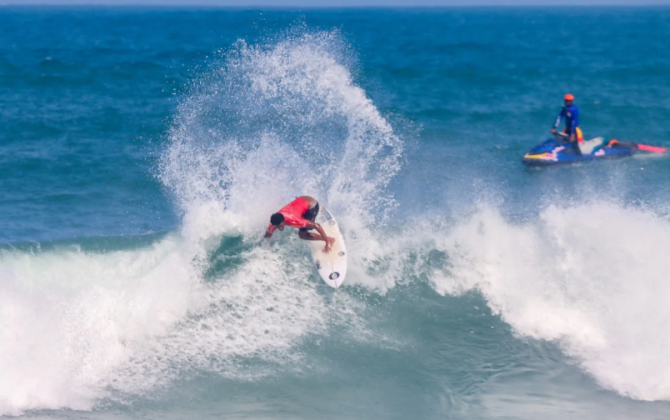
left=267, top=197, right=311, bottom=233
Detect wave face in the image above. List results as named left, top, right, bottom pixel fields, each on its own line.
left=428, top=203, right=670, bottom=401
left=2, top=8, right=670, bottom=420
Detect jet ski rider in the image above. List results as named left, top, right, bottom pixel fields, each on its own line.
left=551, top=93, right=584, bottom=155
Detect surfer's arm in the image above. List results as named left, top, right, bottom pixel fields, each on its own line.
left=264, top=224, right=276, bottom=239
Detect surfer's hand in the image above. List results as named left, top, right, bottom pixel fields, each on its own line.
left=551, top=128, right=557, bottom=135
left=323, top=243, right=332, bottom=254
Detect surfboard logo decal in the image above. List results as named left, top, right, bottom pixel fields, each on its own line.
left=329, top=272, right=340, bottom=280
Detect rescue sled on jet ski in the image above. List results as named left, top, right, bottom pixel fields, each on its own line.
left=522, top=132, right=666, bottom=167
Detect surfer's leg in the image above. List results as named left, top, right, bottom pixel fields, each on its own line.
left=299, top=230, right=323, bottom=240
left=298, top=202, right=335, bottom=245
left=299, top=229, right=335, bottom=245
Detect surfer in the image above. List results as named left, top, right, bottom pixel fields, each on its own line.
left=551, top=93, right=584, bottom=155
left=264, top=196, right=335, bottom=253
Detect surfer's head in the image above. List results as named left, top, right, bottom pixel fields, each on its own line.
left=270, top=213, right=286, bottom=230
left=564, top=93, right=574, bottom=105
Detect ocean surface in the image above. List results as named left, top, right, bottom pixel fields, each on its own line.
left=1, top=6, right=670, bottom=419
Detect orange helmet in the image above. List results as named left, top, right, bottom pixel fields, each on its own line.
left=564, top=93, right=575, bottom=101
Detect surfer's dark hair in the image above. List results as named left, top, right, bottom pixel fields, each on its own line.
left=270, top=213, right=285, bottom=226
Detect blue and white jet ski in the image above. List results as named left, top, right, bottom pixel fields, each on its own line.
left=522, top=133, right=664, bottom=167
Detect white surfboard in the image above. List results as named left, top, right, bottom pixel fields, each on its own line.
left=309, top=207, right=347, bottom=288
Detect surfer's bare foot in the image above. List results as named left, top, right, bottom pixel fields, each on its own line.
left=323, top=237, right=335, bottom=254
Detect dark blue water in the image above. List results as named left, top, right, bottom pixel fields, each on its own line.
left=2, top=7, right=670, bottom=420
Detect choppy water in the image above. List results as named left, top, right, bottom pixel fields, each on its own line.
left=2, top=6, right=670, bottom=420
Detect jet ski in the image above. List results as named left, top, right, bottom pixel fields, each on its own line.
left=522, top=133, right=666, bottom=167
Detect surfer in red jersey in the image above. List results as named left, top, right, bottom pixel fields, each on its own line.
left=264, top=196, right=335, bottom=253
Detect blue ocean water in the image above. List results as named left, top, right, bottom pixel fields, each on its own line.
left=2, top=6, right=670, bottom=419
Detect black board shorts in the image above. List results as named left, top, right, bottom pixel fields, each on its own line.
left=299, top=202, right=319, bottom=232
